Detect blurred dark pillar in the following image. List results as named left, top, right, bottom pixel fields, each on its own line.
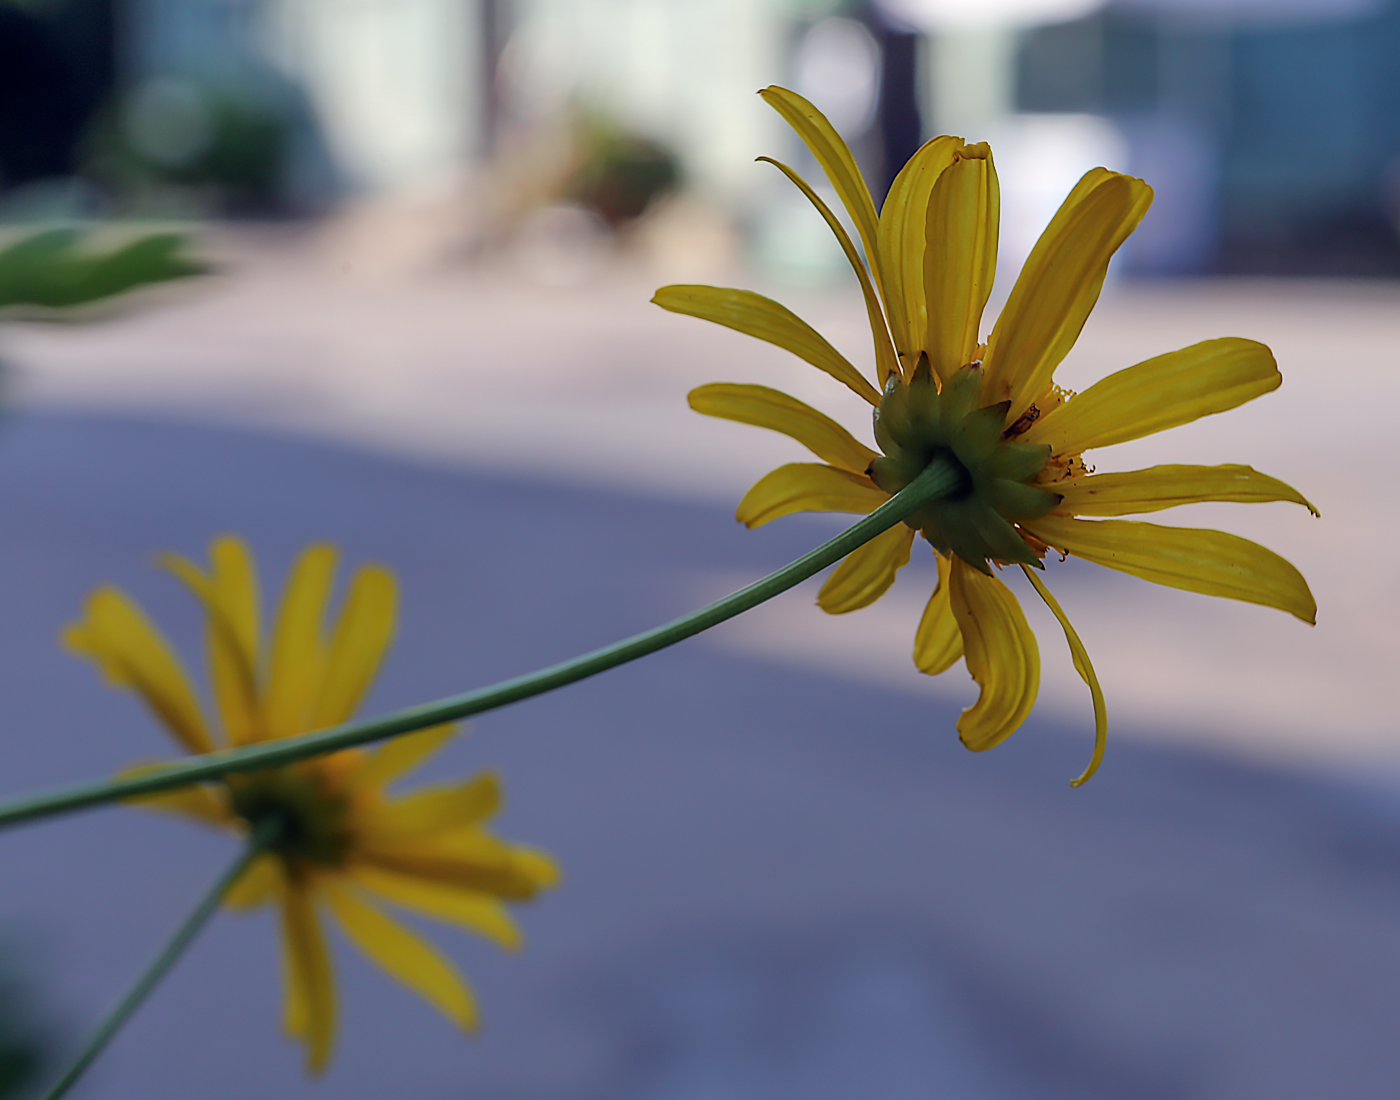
left=864, top=6, right=923, bottom=204
left=0, top=0, right=116, bottom=189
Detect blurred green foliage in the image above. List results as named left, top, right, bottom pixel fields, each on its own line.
left=567, top=119, right=680, bottom=227
left=0, top=228, right=203, bottom=313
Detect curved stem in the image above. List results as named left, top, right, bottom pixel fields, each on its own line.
left=0, top=459, right=959, bottom=830
left=39, top=817, right=280, bottom=1100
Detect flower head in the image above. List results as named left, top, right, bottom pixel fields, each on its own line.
left=64, top=537, right=557, bottom=1071
left=655, top=87, right=1316, bottom=783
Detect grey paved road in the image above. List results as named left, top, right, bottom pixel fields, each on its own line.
left=0, top=411, right=1397, bottom=1100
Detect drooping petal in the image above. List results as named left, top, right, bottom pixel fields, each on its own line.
left=352, top=723, right=459, bottom=792
left=1019, top=338, right=1280, bottom=455
left=359, top=773, right=501, bottom=840
left=311, top=565, right=396, bottom=729
left=279, top=879, right=336, bottom=1073
left=759, top=157, right=900, bottom=387
left=1019, top=566, right=1106, bottom=787
left=736, top=463, right=889, bottom=528
left=322, top=880, right=478, bottom=1031
left=225, top=854, right=281, bottom=910
left=759, top=86, right=882, bottom=297
left=1023, top=514, right=1317, bottom=624
left=349, top=863, right=523, bottom=951
left=876, top=136, right=962, bottom=364
left=913, top=553, right=964, bottom=674
left=653, top=285, right=881, bottom=405
left=948, top=558, right=1039, bottom=751
left=689, top=383, right=879, bottom=473
left=117, top=762, right=232, bottom=826
left=265, top=545, right=337, bottom=740
left=358, top=833, right=559, bottom=900
left=817, top=525, right=914, bottom=614
left=984, top=168, right=1153, bottom=420
left=1054, top=463, right=1319, bottom=517
left=162, top=537, right=262, bottom=745
left=62, top=586, right=214, bottom=754
left=924, top=144, right=999, bottom=383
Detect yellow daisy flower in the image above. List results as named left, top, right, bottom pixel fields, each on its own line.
left=655, top=87, right=1316, bottom=783
left=63, top=537, right=557, bottom=1072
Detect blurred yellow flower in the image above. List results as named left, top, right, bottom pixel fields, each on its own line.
left=64, top=537, right=557, bottom=1072
left=656, top=86, right=1316, bottom=783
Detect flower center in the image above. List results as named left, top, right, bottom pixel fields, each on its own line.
left=868, top=356, right=1060, bottom=573
left=228, top=766, right=353, bottom=867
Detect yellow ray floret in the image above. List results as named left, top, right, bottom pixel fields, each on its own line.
left=656, top=85, right=1317, bottom=781
left=63, top=536, right=557, bottom=1072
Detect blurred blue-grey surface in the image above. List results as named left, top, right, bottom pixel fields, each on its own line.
left=0, top=411, right=1397, bottom=1099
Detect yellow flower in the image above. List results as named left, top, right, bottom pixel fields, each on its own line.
left=655, top=87, right=1316, bottom=783
left=63, top=537, right=557, bottom=1072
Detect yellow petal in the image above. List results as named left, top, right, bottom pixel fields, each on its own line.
left=1054, top=463, right=1318, bottom=517
left=353, top=723, right=459, bottom=792
left=759, top=86, right=882, bottom=299
left=913, top=553, right=963, bottom=674
left=985, top=169, right=1153, bottom=420
left=653, top=285, right=881, bottom=404
left=759, top=156, right=900, bottom=387
left=265, top=545, right=337, bottom=740
left=817, top=524, right=913, bottom=614
left=359, top=834, right=557, bottom=901
left=1019, top=567, right=1106, bottom=787
left=1020, top=338, right=1281, bottom=455
left=1023, top=514, right=1317, bottom=623
left=689, top=383, right=878, bottom=474
left=323, top=881, right=478, bottom=1031
left=279, top=879, right=336, bottom=1073
left=162, top=538, right=262, bottom=745
left=62, top=586, right=214, bottom=754
left=735, top=463, right=888, bottom=528
left=312, top=565, right=396, bottom=728
left=924, top=144, right=999, bottom=382
left=117, top=762, right=232, bottom=826
left=226, top=854, right=281, bottom=910
left=876, top=135, right=962, bottom=364
left=360, top=773, right=501, bottom=840
left=349, top=863, right=523, bottom=951
left=948, top=558, right=1039, bottom=751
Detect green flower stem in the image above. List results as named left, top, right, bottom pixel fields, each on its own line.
left=0, top=459, right=960, bottom=831
left=38, top=816, right=280, bottom=1100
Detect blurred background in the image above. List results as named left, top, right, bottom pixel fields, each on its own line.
left=2, top=0, right=1400, bottom=1097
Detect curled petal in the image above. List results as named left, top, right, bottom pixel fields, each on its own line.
left=323, top=881, right=478, bottom=1031
left=653, top=285, right=880, bottom=404
left=948, top=558, right=1039, bottom=751
left=1054, top=463, right=1318, bottom=517
left=876, top=136, right=962, bottom=364
left=689, top=383, right=878, bottom=473
left=736, top=463, right=888, bottom=528
left=352, top=723, right=459, bottom=792
left=1023, top=514, right=1317, bottom=624
left=985, top=168, right=1153, bottom=421
left=360, top=773, right=502, bottom=840
left=63, top=586, right=214, bottom=754
left=913, top=554, right=964, bottom=674
left=1020, top=338, right=1279, bottom=455
left=1019, top=567, right=1106, bottom=787
left=817, top=524, right=914, bottom=614
left=924, top=144, right=999, bottom=382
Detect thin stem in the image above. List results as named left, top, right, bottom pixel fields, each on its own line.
left=39, top=817, right=280, bottom=1100
left=0, top=459, right=959, bottom=830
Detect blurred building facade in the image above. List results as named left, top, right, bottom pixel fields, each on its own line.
left=3, top=0, right=1400, bottom=273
